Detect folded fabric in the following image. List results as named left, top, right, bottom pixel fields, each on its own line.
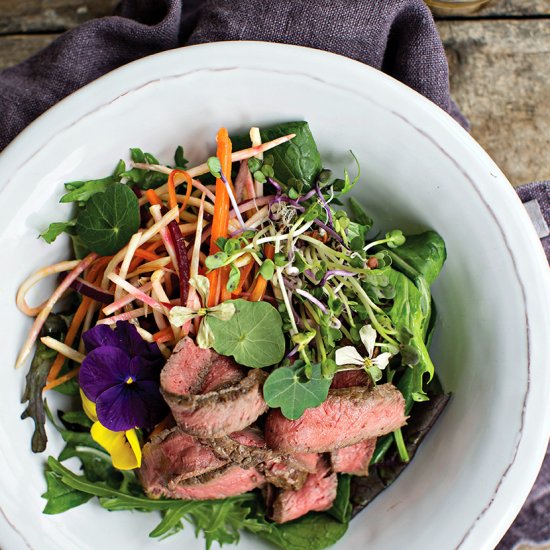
left=0, top=1, right=547, bottom=547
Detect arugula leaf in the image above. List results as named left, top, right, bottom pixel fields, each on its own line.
left=75, top=184, right=140, bottom=255
left=21, top=314, right=67, bottom=453
left=232, top=121, right=322, bottom=192
left=263, top=362, right=331, bottom=420
left=121, top=148, right=168, bottom=190
left=60, top=176, right=115, bottom=203
left=207, top=299, right=285, bottom=368
left=42, top=470, right=93, bottom=514
left=174, top=145, right=188, bottom=169
left=39, top=220, right=76, bottom=244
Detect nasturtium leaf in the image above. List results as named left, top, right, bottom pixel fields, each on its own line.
left=75, top=184, right=140, bottom=255
left=263, top=362, right=331, bottom=420
left=207, top=299, right=285, bottom=368
left=60, top=176, right=115, bottom=203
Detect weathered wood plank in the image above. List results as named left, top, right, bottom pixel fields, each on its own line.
left=0, top=34, right=58, bottom=70
left=0, top=0, right=116, bottom=34
left=433, top=0, right=550, bottom=17
left=476, top=0, right=550, bottom=16
left=437, top=19, right=550, bottom=186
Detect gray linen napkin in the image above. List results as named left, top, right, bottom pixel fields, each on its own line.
left=0, top=1, right=547, bottom=547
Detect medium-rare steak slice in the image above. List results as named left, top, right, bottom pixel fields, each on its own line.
left=203, top=428, right=311, bottom=491
left=330, top=438, right=377, bottom=476
left=160, top=338, right=268, bottom=437
left=139, top=427, right=227, bottom=497
left=331, top=370, right=371, bottom=389
left=265, top=383, right=406, bottom=453
left=162, top=465, right=265, bottom=500
left=270, top=458, right=337, bottom=523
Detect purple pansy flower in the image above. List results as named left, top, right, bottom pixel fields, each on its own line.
left=79, top=321, right=168, bottom=432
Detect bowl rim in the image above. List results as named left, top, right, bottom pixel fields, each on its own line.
left=0, top=40, right=549, bottom=550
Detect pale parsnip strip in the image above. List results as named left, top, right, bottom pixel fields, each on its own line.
left=15, top=253, right=97, bottom=369
left=107, top=273, right=167, bottom=314
left=115, top=233, right=142, bottom=301
left=97, top=307, right=148, bottom=325
left=40, top=337, right=85, bottom=364
left=101, top=206, right=179, bottom=288
left=16, top=260, right=80, bottom=316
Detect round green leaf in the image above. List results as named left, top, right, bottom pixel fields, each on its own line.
left=75, top=184, right=140, bottom=255
left=207, top=299, right=285, bottom=368
left=263, top=363, right=331, bottom=420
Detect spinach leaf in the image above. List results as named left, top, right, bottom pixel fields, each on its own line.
left=328, top=475, right=352, bottom=523
left=174, top=145, right=188, bottom=169
left=207, top=299, right=285, bottom=368
left=386, top=231, right=446, bottom=285
left=21, top=314, right=68, bottom=453
left=263, top=362, right=331, bottom=420
left=75, top=183, right=140, bottom=255
left=387, top=269, right=435, bottom=402
left=232, top=121, right=322, bottom=192
left=348, top=197, right=373, bottom=231
left=39, top=220, right=77, bottom=244
left=252, top=511, right=349, bottom=550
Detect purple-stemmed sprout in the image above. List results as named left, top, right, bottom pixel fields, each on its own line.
left=319, top=269, right=356, bottom=287
left=297, top=188, right=318, bottom=203
left=313, top=218, right=347, bottom=248
left=295, top=288, right=329, bottom=315
left=286, top=344, right=300, bottom=360
left=315, top=183, right=333, bottom=227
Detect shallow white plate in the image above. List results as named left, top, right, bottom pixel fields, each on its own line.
left=0, top=42, right=549, bottom=550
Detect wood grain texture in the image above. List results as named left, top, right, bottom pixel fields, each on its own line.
left=476, top=0, right=550, bottom=16
left=0, top=0, right=117, bottom=34
left=0, top=34, right=58, bottom=70
left=438, top=19, right=550, bottom=185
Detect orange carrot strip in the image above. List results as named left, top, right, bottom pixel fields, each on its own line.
left=43, top=366, right=80, bottom=392
left=47, top=296, right=93, bottom=382
left=206, top=270, right=220, bottom=308
left=153, top=326, right=173, bottom=342
left=249, top=244, right=275, bottom=302
left=134, top=249, right=162, bottom=262
left=168, top=169, right=193, bottom=212
left=219, top=269, right=232, bottom=303
left=233, top=256, right=255, bottom=296
left=145, top=189, right=162, bottom=206
left=207, top=128, right=233, bottom=306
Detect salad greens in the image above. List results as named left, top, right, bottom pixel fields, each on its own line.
left=207, top=299, right=286, bottom=368
left=22, top=120, right=449, bottom=550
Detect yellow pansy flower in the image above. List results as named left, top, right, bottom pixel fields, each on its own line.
left=80, top=390, right=142, bottom=470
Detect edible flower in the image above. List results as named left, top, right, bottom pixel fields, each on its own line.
left=79, top=321, right=167, bottom=432
left=335, top=324, right=393, bottom=382
left=80, top=390, right=142, bottom=470
left=169, top=275, right=235, bottom=348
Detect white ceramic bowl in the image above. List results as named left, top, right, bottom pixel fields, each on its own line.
left=0, top=42, right=548, bottom=550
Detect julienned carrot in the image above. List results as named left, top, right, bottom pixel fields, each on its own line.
left=168, top=170, right=193, bottom=212
left=249, top=244, right=275, bottom=302
left=208, top=128, right=233, bottom=307
left=44, top=366, right=80, bottom=392
left=145, top=189, right=162, bottom=207
left=233, top=255, right=255, bottom=296
left=153, top=326, right=173, bottom=342
left=219, top=270, right=232, bottom=303
left=134, top=249, right=161, bottom=262
left=47, top=296, right=93, bottom=382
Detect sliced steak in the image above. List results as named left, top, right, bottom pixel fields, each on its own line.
left=161, top=338, right=268, bottom=437
left=331, top=438, right=377, bottom=476
left=271, top=458, right=337, bottom=523
left=204, top=428, right=311, bottom=491
left=265, top=383, right=406, bottom=453
left=166, top=465, right=265, bottom=500
left=290, top=452, right=319, bottom=474
left=331, top=369, right=371, bottom=389
left=139, top=427, right=227, bottom=497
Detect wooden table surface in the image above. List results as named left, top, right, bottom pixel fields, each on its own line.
left=0, top=0, right=549, bottom=188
